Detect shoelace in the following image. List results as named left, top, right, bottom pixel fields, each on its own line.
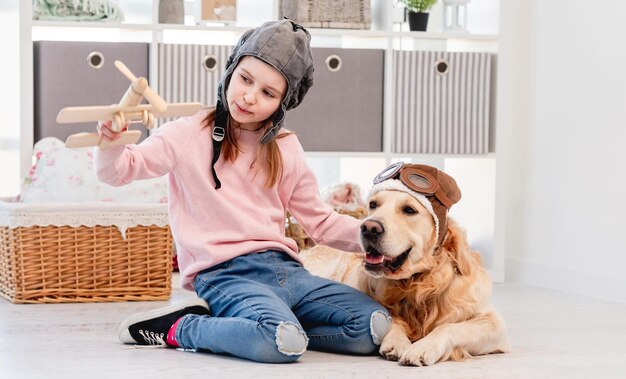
left=133, top=329, right=167, bottom=348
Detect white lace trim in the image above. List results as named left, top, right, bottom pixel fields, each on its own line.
left=0, top=199, right=168, bottom=239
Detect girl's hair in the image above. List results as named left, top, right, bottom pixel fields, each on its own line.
left=203, top=107, right=290, bottom=188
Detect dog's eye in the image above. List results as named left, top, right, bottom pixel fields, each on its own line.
left=403, top=206, right=417, bottom=215
left=369, top=201, right=378, bottom=209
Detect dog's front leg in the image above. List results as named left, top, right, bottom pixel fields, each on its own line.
left=399, top=325, right=454, bottom=366
left=399, top=312, right=510, bottom=366
left=379, top=321, right=412, bottom=361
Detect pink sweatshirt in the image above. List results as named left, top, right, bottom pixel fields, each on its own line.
left=94, top=110, right=362, bottom=290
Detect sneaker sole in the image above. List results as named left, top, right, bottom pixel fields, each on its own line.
left=118, top=297, right=209, bottom=344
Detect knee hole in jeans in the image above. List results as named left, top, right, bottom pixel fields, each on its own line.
left=370, top=310, right=392, bottom=345
left=275, top=321, right=309, bottom=356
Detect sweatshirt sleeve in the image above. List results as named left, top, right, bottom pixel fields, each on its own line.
left=285, top=138, right=363, bottom=253
left=94, top=117, right=197, bottom=186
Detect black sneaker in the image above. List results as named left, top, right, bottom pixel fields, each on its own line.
left=118, top=298, right=210, bottom=346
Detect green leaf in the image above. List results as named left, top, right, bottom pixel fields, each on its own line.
left=400, top=0, right=438, bottom=13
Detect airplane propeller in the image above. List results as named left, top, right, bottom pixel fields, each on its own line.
left=114, top=61, right=167, bottom=113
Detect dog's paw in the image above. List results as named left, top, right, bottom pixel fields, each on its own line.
left=379, top=335, right=411, bottom=361
left=399, top=338, right=448, bottom=366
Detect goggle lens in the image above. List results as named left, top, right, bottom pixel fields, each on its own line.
left=403, top=172, right=438, bottom=194
left=373, top=162, right=404, bottom=184
left=407, top=173, right=431, bottom=190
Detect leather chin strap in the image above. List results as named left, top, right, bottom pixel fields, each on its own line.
left=211, top=99, right=227, bottom=190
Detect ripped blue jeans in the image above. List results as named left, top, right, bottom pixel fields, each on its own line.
left=175, top=251, right=391, bottom=363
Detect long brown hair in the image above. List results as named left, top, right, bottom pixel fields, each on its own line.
left=204, top=107, right=290, bottom=188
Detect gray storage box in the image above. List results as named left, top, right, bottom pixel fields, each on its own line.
left=34, top=41, right=149, bottom=144
left=285, top=47, right=384, bottom=152
left=393, top=50, right=494, bottom=154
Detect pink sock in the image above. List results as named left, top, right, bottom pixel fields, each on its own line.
left=166, top=317, right=182, bottom=347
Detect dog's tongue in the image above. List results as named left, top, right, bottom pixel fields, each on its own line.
left=365, top=253, right=385, bottom=265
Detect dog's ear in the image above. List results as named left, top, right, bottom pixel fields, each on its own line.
left=440, top=219, right=472, bottom=276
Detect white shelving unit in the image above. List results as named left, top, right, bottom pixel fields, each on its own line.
left=14, top=0, right=503, bottom=281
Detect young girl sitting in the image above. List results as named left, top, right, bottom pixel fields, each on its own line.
left=95, top=19, right=391, bottom=363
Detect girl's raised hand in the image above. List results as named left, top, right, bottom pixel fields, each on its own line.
left=97, top=120, right=128, bottom=141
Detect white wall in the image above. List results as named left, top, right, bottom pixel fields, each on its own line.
left=500, top=0, right=626, bottom=302
left=0, top=0, right=22, bottom=197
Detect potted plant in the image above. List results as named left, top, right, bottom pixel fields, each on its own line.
left=400, top=0, right=438, bottom=31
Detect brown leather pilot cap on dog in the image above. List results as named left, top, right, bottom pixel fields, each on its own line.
left=369, top=163, right=462, bottom=248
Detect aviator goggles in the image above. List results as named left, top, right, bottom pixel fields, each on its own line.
left=373, top=162, right=454, bottom=209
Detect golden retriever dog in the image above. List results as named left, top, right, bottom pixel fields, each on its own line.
left=301, top=163, right=510, bottom=366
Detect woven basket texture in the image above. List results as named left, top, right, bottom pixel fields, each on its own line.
left=0, top=225, right=172, bottom=304
left=280, top=0, right=371, bottom=28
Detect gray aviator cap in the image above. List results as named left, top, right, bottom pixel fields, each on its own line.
left=215, top=19, right=315, bottom=144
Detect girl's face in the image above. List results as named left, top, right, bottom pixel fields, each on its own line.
left=226, top=56, right=287, bottom=131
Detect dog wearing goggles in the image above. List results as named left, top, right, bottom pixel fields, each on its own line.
left=301, top=163, right=510, bottom=366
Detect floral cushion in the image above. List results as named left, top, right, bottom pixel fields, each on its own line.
left=20, top=137, right=168, bottom=203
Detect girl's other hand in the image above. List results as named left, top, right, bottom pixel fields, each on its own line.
left=97, top=120, right=129, bottom=141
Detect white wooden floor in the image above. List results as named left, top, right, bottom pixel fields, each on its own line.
left=2, top=276, right=626, bottom=379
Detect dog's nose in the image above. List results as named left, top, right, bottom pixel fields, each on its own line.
left=361, top=219, right=385, bottom=241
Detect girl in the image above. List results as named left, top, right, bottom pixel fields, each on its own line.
left=96, top=20, right=391, bottom=363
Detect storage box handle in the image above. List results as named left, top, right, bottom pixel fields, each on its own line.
left=202, top=54, right=218, bottom=72
left=87, top=51, right=104, bottom=69
left=326, top=54, right=342, bottom=72
left=435, top=59, right=449, bottom=76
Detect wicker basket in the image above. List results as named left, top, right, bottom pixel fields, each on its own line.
left=0, top=201, right=172, bottom=304
left=285, top=208, right=367, bottom=250
left=285, top=212, right=315, bottom=250
left=280, top=0, right=372, bottom=29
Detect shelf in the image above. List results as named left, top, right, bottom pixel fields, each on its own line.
left=32, top=20, right=497, bottom=41
left=33, top=20, right=155, bottom=30
left=392, top=31, right=499, bottom=41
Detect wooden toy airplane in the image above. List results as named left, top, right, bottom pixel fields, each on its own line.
left=56, top=60, right=204, bottom=149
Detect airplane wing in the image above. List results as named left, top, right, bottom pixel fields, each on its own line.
left=56, top=103, right=203, bottom=123
left=65, top=130, right=142, bottom=149
left=56, top=104, right=154, bottom=123
left=64, top=132, right=101, bottom=148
